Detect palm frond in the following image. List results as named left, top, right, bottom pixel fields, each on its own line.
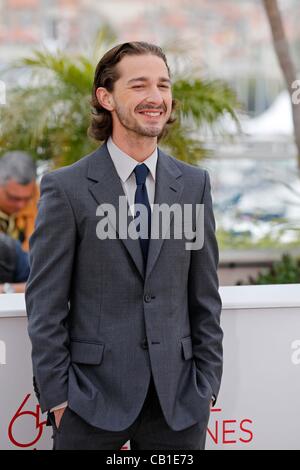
left=0, top=29, right=240, bottom=167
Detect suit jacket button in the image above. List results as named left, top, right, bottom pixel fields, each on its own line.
left=141, top=339, right=148, bottom=350
left=144, top=294, right=152, bottom=303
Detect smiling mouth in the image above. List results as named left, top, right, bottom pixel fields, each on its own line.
left=137, top=110, right=164, bottom=118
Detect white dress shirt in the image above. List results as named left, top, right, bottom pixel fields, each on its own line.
left=50, top=137, right=158, bottom=413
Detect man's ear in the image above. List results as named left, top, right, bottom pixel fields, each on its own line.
left=96, top=87, right=114, bottom=111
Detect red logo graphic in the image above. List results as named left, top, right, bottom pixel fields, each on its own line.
left=8, top=394, right=47, bottom=448
left=208, top=408, right=254, bottom=445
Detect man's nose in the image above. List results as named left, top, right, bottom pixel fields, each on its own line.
left=145, top=87, right=163, bottom=105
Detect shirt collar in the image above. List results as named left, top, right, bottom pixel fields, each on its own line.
left=107, top=136, right=158, bottom=183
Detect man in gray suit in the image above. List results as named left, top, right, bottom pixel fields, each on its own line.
left=25, top=42, right=223, bottom=450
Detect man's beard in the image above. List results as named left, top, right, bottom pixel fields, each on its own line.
left=114, top=104, right=167, bottom=138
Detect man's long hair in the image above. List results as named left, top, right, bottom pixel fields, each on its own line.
left=88, top=41, right=177, bottom=142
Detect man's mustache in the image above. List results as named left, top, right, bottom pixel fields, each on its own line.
left=136, top=104, right=166, bottom=112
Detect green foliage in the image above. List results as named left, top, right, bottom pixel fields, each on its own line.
left=217, top=225, right=300, bottom=250
left=0, top=53, right=97, bottom=167
left=238, top=254, right=300, bottom=285
left=0, top=30, right=239, bottom=167
left=173, top=78, right=239, bottom=127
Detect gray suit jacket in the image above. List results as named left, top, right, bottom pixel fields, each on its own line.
left=25, top=142, right=223, bottom=432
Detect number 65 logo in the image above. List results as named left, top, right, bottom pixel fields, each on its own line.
left=8, top=394, right=48, bottom=448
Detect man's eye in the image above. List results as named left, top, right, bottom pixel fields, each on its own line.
left=132, top=85, right=143, bottom=89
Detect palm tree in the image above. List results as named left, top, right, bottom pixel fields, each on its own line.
left=0, top=30, right=239, bottom=168
left=262, top=0, right=300, bottom=172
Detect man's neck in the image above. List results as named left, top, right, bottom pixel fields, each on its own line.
left=111, top=132, right=157, bottom=163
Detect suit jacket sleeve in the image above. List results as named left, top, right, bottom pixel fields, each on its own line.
left=25, top=172, right=77, bottom=412
left=188, top=170, right=223, bottom=404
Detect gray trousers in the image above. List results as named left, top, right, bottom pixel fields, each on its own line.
left=49, top=376, right=207, bottom=450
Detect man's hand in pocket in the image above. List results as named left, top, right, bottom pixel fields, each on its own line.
left=54, top=406, right=67, bottom=429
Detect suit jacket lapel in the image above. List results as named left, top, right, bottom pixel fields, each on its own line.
left=87, top=143, right=145, bottom=280
left=145, top=147, right=183, bottom=281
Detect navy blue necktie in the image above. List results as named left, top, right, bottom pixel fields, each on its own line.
left=133, top=164, right=151, bottom=266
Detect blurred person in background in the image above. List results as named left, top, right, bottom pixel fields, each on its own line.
left=0, top=233, right=30, bottom=293
left=0, top=151, right=39, bottom=252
